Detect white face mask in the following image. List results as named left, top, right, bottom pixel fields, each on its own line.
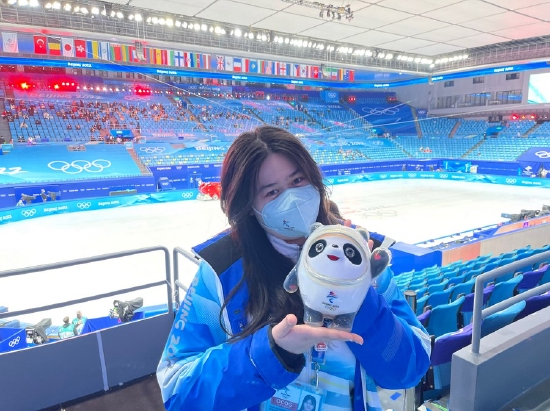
left=253, top=185, right=321, bottom=239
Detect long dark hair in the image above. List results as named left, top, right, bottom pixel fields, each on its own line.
left=299, top=395, right=317, bottom=411
left=220, top=126, right=338, bottom=340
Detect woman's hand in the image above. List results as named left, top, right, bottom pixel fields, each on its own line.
left=343, top=219, right=374, bottom=250
left=271, top=314, right=363, bottom=355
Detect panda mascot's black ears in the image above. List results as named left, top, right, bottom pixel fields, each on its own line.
left=355, top=226, right=390, bottom=278
left=371, top=249, right=392, bottom=279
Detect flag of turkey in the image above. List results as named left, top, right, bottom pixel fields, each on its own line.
left=34, top=35, right=47, bottom=54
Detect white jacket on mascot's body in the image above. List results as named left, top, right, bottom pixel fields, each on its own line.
left=284, top=223, right=392, bottom=330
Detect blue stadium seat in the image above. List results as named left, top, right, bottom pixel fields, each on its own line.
left=487, top=275, right=524, bottom=307
left=426, top=296, right=465, bottom=338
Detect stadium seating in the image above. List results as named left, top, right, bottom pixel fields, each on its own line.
left=454, top=119, right=490, bottom=137
left=419, top=117, right=457, bottom=138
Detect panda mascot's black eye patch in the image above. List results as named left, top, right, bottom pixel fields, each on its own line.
left=309, top=239, right=327, bottom=258
left=343, top=244, right=362, bottom=265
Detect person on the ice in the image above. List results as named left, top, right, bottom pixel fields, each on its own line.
left=157, top=126, right=430, bottom=411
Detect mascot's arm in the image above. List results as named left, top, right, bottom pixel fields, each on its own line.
left=347, top=278, right=431, bottom=389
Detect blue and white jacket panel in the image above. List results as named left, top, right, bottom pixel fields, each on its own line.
left=157, top=230, right=430, bottom=411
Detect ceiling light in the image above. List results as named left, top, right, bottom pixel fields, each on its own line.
left=194, top=24, right=200, bottom=31
left=182, top=21, right=188, bottom=28
left=91, top=6, right=99, bottom=14
left=116, top=11, right=123, bottom=19
left=18, top=0, right=29, bottom=6
left=73, top=5, right=79, bottom=12
left=175, top=20, right=181, bottom=27
left=7, top=0, right=17, bottom=4
left=128, top=14, right=134, bottom=20
left=110, top=10, right=115, bottom=17
left=284, top=37, right=290, bottom=44
left=100, top=7, right=106, bottom=15
left=44, top=2, right=52, bottom=8
left=63, top=3, right=71, bottom=11
left=29, top=0, right=38, bottom=5
left=386, top=53, right=393, bottom=59
left=209, top=26, right=214, bottom=32
left=234, top=28, right=241, bottom=37
left=158, top=17, right=165, bottom=25
left=166, top=18, right=173, bottom=26
left=52, top=1, right=60, bottom=9
left=80, top=6, right=88, bottom=14
left=201, top=24, right=207, bottom=31
left=146, top=16, right=152, bottom=23
left=152, top=17, right=158, bottom=24
left=262, top=34, right=267, bottom=41
left=378, top=52, right=385, bottom=58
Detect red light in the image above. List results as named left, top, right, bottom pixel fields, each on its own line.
left=511, top=114, right=518, bottom=120
left=54, top=84, right=60, bottom=90
left=530, top=114, right=536, bottom=120
left=20, top=82, right=29, bottom=90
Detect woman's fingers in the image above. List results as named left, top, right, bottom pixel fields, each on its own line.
left=272, top=314, right=298, bottom=339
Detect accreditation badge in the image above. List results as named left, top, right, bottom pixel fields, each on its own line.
left=264, top=382, right=325, bottom=411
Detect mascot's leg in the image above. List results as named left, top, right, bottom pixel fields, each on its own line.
left=304, top=306, right=324, bottom=327
left=332, top=313, right=356, bottom=330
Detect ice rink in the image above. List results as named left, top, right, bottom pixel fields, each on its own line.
left=1, top=179, right=549, bottom=326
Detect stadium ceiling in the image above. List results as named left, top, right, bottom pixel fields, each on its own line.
left=3, top=0, right=550, bottom=74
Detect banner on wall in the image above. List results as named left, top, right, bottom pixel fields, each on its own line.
left=321, top=90, right=340, bottom=103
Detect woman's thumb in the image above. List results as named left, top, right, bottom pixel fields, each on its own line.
left=273, top=314, right=297, bottom=339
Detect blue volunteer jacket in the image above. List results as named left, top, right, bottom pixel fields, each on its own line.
left=157, top=230, right=431, bottom=411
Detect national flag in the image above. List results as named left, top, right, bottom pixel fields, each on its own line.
left=343, top=69, right=355, bottom=82
left=248, top=60, right=259, bottom=73
left=161, top=49, right=168, bottom=65
left=225, top=56, right=233, bottom=71
left=120, top=44, right=129, bottom=62
left=331, top=68, right=338, bottom=80
left=74, top=39, right=86, bottom=58
left=33, top=35, right=47, bottom=54
left=99, top=41, right=110, bottom=60
left=61, top=38, right=74, bottom=57
left=300, top=65, right=307, bottom=78
left=2, top=32, right=19, bottom=53
left=197, top=53, right=203, bottom=68
left=189, top=53, right=196, bottom=68
left=233, top=57, right=242, bottom=72
left=183, top=52, right=191, bottom=67
left=262, top=61, right=273, bottom=75
left=216, top=55, right=225, bottom=70
left=310, top=65, right=320, bottom=79
left=292, top=64, right=300, bottom=77
left=174, top=50, right=184, bottom=67
left=338, top=68, right=344, bottom=80
left=279, top=62, right=288, bottom=76
left=48, top=37, right=61, bottom=55
left=128, top=45, right=137, bottom=62
left=86, top=40, right=99, bottom=59
left=203, top=54, right=211, bottom=69
left=111, top=44, right=122, bottom=61
left=168, top=50, right=175, bottom=66
left=155, top=49, right=162, bottom=65
left=241, top=58, right=249, bottom=72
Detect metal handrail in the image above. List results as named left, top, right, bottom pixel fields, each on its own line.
left=0, top=246, right=172, bottom=319
left=471, top=250, right=550, bottom=354
left=172, top=246, right=202, bottom=306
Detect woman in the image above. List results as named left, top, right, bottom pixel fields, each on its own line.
left=299, top=395, right=317, bottom=411
left=157, top=126, right=430, bottom=411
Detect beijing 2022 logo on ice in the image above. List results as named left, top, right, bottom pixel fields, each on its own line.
left=48, top=160, right=111, bottom=174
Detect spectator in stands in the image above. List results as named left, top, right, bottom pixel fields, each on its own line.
left=67, top=124, right=72, bottom=130
left=58, top=316, right=77, bottom=339
left=76, top=124, right=81, bottom=130
left=157, top=126, right=430, bottom=410
left=35, top=118, right=41, bottom=125
left=72, top=311, right=87, bottom=335
left=20, top=121, right=28, bottom=129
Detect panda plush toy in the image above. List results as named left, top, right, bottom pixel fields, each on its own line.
left=284, top=223, right=391, bottom=330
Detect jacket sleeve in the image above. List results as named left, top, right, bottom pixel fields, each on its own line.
left=348, top=267, right=431, bottom=389
left=157, top=261, right=302, bottom=411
